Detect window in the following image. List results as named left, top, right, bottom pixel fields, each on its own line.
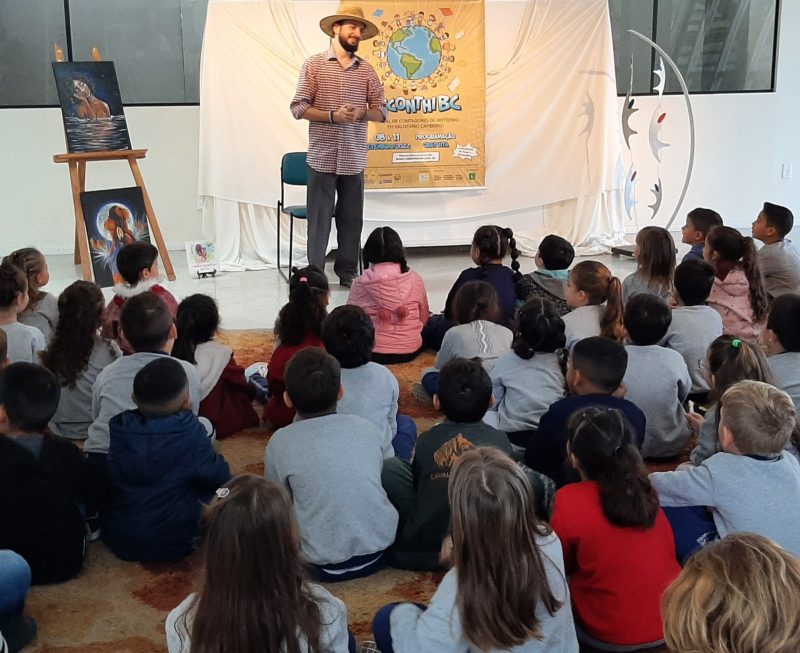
left=0, top=0, right=209, bottom=107
left=610, top=0, right=778, bottom=95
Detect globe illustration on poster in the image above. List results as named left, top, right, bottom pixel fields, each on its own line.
left=387, top=25, right=442, bottom=80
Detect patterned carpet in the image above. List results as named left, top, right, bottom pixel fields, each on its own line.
left=24, top=330, right=682, bottom=652
left=24, top=330, right=443, bottom=653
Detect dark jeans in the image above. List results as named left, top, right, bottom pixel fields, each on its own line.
left=372, top=349, right=423, bottom=365
left=421, top=371, right=439, bottom=397
left=373, top=603, right=427, bottom=653
left=662, top=505, right=719, bottom=563
left=311, top=550, right=387, bottom=583
left=306, top=166, right=363, bottom=281
left=393, top=415, right=418, bottom=461
left=421, top=314, right=454, bottom=351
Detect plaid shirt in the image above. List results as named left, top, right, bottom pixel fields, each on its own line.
left=290, top=47, right=387, bottom=175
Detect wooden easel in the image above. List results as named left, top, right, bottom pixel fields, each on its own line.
left=52, top=45, right=175, bottom=282
left=52, top=149, right=175, bottom=281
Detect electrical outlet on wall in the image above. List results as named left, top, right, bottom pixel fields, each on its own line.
left=782, top=163, right=793, bottom=180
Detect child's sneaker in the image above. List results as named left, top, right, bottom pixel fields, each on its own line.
left=245, top=363, right=270, bottom=404
left=411, top=382, right=433, bottom=405
left=357, top=642, right=381, bottom=653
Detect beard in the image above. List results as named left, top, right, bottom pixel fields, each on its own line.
left=338, top=32, right=359, bottom=53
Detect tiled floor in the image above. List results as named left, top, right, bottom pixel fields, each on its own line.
left=42, top=242, right=670, bottom=330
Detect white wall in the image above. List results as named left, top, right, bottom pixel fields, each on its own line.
left=1, top=1, right=798, bottom=256
left=0, top=106, right=201, bottom=255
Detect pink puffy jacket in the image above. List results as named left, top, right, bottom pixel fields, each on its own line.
left=707, top=267, right=764, bottom=342
left=347, top=262, right=430, bottom=355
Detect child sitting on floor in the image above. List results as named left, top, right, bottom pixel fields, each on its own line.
left=752, top=201, right=800, bottom=298
left=264, top=265, right=328, bottom=429
left=516, top=234, right=575, bottom=315
left=525, top=336, right=646, bottom=487
left=663, top=534, right=800, bottom=653
left=662, top=259, right=723, bottom=402
left=104, top=358, right=230, bottom=562
left=680, top=207, right=722, bottom=262
left=372, top=447, right=578, bottom=653
left=705, top=225, right=769, bottom=341
left=764, top=293, right=800, bottom=414
left=5, top=248, right=58, bottom=342
left=486, top=297, right=567, bottom=447
left=622, top=294, right=692, bottom=459
left=166, top=475, right=355, bottom=653
left=41, top=281, right=121, bottom=440
left=0, top=260, right=46, bottom=364
left=0, top=363, right=107, bottom=584
left=562, top=260, right=625, bottom=348
left=383, top=358, right=513, bottom=570
left=0, top=329, right=6, bottom=367
left=101, top=241, right=178, bottom=355
left=623, top=226, right=676, bottom=302
left=651, top=380, right=800, bottom=562
left=415, top=281, right=512, bottom=402
left=172, top=294, right=258, bottom=438
left=264, top=348, right=398, bottom=581
left=551, top=407, right=679, bottom=652
left=322, top=305, right=416, bottom=460
left=423, top=225, right=521, bottom=349
left=346, top=226, right=429, bottom=364
left=85, top=293, right=203, bottom=459
left=688, top=335, right=773, bottom=465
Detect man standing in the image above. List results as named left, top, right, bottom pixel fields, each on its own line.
left=290, top=4, right=387, bottom=288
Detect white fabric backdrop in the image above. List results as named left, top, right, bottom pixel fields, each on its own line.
left=198, top=0, right=626, bottom=270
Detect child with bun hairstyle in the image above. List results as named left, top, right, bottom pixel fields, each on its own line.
left=263, top=266, right=329, bottom=429
left=0, top=260, right=46, bottom=364
left=166, top=475, right=355, bottom=653
left=662, top=533, right=800, bottom=653
left=487, top=297, right=567, bottom=447
left=346, top=226, right=429, bottom=364
left=41, top=281, right=121, bottom=440
left=423, top=225, right=521, bottom=350
left=562, top=261, right=625, bottom=349
left=704, top=225, right=769, bottom=341
left=172, top=294, right=258, bottom=438
left=622, top=226, right=676, bottom=301
left=552, top=407, right=679, bottom=651
left=5, top=248, right=58, bottom=342
left=688, top=335, right=774, bottom=465
left=372, top=447, right=578, bottom=653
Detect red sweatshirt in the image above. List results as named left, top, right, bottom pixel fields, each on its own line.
left=263, top=334, right=324, bottom=429
left=551, top=481, right=680, bottom=646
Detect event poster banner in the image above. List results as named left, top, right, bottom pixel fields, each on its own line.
left=362, top=2, right=485, bottom=190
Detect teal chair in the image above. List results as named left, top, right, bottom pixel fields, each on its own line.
left=276, top=152, right=308, bottom=281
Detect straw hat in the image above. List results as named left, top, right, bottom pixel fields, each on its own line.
left=320, top=4, right=379, bottom=40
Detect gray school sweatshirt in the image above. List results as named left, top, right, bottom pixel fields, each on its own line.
left=651, top=452, right=800, bottom=556
left=562, top=305, right=604, bottom=349
left=49, top=337, right=122, bottom=440
left=85, top=352, right=201, bottom=454
left=337, top=362, right=398, bottom=458
left=0, top=322, right=46, bottom=364
left=489, top=351, right=567, bottom=432
left=661, top=305, right=723, bottom=394
left=622, top=272, right=672, bottom=302
left=768, top=351, right=800, bottom=412
left=387, top=532, right=578, bottom=653
left=264, top=413, right=398, bottom=566
left=689, top=405, right=719, bottom=465
left=757, top=239, right=800, bottom=297
left=623, top=345, right=692, bottom=458
left=19, top=292, right=59, bottom=343
left=435, top=320, right=513, bottom=374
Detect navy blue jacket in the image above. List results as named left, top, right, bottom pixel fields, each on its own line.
left=524, top=394, right=647, bottom=487
left=443, top=264, right=519, bottom=327
left=103, top=409, right=231, bottom=562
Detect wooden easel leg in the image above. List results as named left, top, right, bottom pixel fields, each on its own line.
left=74, top=161, right=87, bottom=264
left=128, top=157, right=176, bottom=281
left=68, top=162, right=93, bottom=281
